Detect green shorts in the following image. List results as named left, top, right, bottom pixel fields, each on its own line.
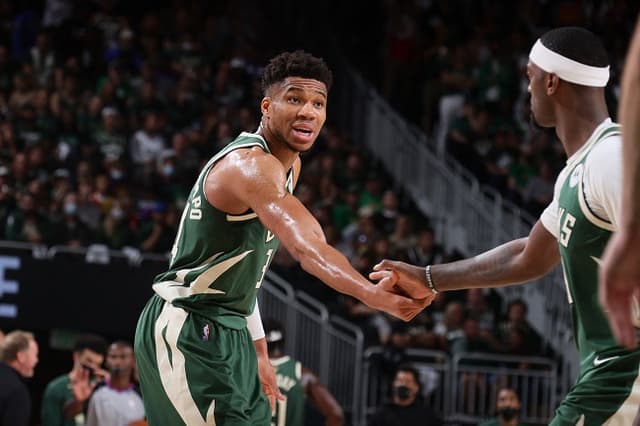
left=550, top=349, right=640, bottom=425
left=134, top=294, right=271, bottom=426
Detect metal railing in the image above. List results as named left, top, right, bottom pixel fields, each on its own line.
left=451, top=352, right=557, bottom=425
left=261, top=271, right=365, bottom=422
left=359, top=347, right=557, bottom=426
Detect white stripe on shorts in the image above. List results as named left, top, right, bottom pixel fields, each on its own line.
left=155, top=302, right=217, bottom=425
left=602, top=362, right=640, bottom=425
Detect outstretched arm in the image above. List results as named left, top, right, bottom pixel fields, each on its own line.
left=372, top=220, right=560, bottom=299
left=206, top=148, right=426, bottom=321
left=599, top=15, right=640, bottom=349
left=302, top=368, right=344, bottom=426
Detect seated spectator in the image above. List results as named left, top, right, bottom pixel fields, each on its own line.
left=86, top=341, right=145, bottom=426
left=498, top=299, right=542, bottom=356
left=522, top=160, right=554, bottom=217
left=50, top=192, right=91, bottom=247
left=5, top=191, right=50, bottom=244
left=129, top=111, right=166, bottom=185
left=41, top=333, right=109, bottom=426
left=433, top=301, right=466, bottom=352
left=405, top=226, right=444, bottom=266
left=465, top=288, right=497, bottom=333
left=370, top=364, right=443, bottom=426
left=479, top=387, right=530, bottom=426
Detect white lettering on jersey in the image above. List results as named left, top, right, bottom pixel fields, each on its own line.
left=189, top=195, right=202, bottom=220
left=266, top=230, right=275, bottom=243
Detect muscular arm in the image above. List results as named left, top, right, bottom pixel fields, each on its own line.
left=302, top=368, right=344, bottom=426
left=599, top=16, right=640, bottom=349
left=373, top=221, right=560, bottom=297
left=618, top=16, right=640, bottom=229
left=206, top=148, right=424, bottom=320
left=433, top=221, right=559, bottom=290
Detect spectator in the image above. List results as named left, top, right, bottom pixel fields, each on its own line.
left=406, top=227, right=444, bottom=266
left=0, top=330, right=39, bottom=426
left=86, top=341, right=145, bottom=426
left=50, top=192, right=91, bottom=246
left=433, top=301, right=466, bottom=352
left=465, top=288, right=497, bottom=333
left=5, top=190, right=50, bottom=244
left=41, top=333, right=108, bottom=426
left=129, top=111, right=165, bottom=184
left=264, top=318, right=344, bottom=426
left=479, top=387, right=530, bottom=426
left=498, top=299, right=542, bottom=356
left=370, top=364, right=443, bottom=426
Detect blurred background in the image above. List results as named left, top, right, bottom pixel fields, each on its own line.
left=0, top=0, right=637, bottom=425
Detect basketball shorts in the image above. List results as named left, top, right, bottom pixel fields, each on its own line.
left=550, top=348, right=640, bottom=425
left=134, top=294, right=271, bottom=426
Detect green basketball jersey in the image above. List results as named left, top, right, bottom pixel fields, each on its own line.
left=271, top=356, right=305, bottom=426
left=152, top=132, right=293, bottom=329
left=556, top=123, right=621, bottom=362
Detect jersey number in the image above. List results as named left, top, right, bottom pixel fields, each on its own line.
left=257, top=249, right=273, bottom=288
left=559, top=212, right=576, bottom=248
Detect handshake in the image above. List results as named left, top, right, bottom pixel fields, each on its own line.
left=365, top=259, right=439, bottom=322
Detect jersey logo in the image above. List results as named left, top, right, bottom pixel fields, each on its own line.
left=266, top=230, right=275, bottom=243
left=593, top=355, right=620, bottom=366
left=201, top=323, right=211, bottom=341
left=569, top=164, right=584, bottom=188
left=590, top=256, right=602, bottom=266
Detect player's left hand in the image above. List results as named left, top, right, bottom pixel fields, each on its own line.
left=257, top=354, right=285, bottom=413
left=370, top=259, right=436, bottom=300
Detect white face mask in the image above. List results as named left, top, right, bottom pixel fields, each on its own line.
left=111, top=207, right=124, bottom=220
left=64, top=202, right=77, bottom=215
left=162, top=164, right=175, bottom=177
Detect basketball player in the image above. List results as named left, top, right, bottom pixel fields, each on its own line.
left=134, top=50, right=426, bottom=426
left=264, top=318, right=344, bottom=426
left=600, top=15, right=640, bottom=350
left=372, top=27, right=640, bottom=425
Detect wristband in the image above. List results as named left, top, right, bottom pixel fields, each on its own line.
left=425, top=264, right=438, bottom=294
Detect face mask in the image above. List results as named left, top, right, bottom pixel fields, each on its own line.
left=393, top=385, right=412, bottom=401
left=64, top=203, right=77, bottom=215
left=110, top=169, right=124, bottom=181
left=497, top=407, right=519, bottom=421
left=162, top=164, right=174, bottom=177
left=111, top=207, right=124, bottom=220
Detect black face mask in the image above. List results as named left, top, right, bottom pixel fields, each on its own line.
left=497, top=407, right=519, bottom=421
left=393, top=385, right=412, bottom=401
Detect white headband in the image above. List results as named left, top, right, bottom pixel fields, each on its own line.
left=529, top=39, right=609, bottom=87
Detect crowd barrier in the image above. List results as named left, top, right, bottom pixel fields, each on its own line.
left=359, top=347, right=557, bottom=426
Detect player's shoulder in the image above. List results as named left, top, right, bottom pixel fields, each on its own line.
left=588, top=132, right=622, bottom=164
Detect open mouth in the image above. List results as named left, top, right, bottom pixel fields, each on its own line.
left=293, top=127, right=312, bottom=136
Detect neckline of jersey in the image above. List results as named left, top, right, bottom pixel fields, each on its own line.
left=565, top=117, right=614, bottom=168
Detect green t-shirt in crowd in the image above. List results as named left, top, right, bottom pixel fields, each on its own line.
left=41, top=374, right=84, bottom=426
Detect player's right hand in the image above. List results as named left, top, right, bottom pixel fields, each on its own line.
left=366, top=270, right=432, bottom=321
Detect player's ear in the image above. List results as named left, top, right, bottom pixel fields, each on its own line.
left=546, top=73, right=559, bottom=96
left=260, top=97, right=271, bottom=117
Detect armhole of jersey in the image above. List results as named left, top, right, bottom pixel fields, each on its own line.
left=577, top=133, right=619, bottom=231
left=201, top=137, right=269, bottom=205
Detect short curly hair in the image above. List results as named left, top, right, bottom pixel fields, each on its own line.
left=261, top=50, right=333, bottom=94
